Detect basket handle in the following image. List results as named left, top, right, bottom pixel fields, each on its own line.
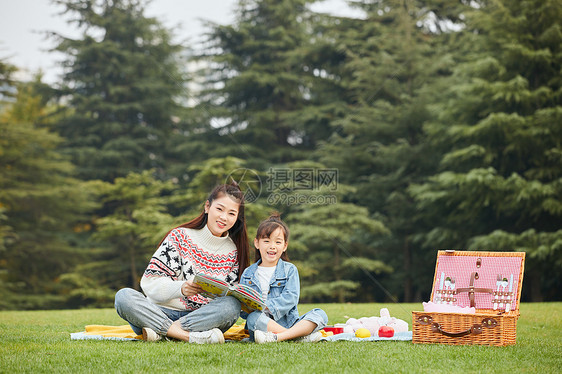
left=417, top=315, right=498, bottom=338
left=430, top=322, right=482, bottom=337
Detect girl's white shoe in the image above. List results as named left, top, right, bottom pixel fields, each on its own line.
left=254, top=330, right=278, bottom=343
left=294, top=331, right=322, bottom=343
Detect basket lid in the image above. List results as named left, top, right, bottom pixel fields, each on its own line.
left=430, top=250, right=525, bottom=311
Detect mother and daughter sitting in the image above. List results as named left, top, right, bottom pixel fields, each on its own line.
left=114, top=182, right=327, bottom=343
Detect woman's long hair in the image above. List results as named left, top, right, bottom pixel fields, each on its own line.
left=160, top=182, right=250, bottom=278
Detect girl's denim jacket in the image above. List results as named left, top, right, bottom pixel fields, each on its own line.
left=240, top=259, right=300, bottom=328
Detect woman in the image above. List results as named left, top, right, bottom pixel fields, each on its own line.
left=114, top=182, right=250, bottom=343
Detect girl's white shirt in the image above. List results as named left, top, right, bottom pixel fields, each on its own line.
left=256, top=265, right=276, bottom=299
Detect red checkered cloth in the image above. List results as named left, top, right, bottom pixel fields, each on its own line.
left=432, top=254, right=522, bottom=310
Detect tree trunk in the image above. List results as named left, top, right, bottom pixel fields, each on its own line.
left=129, top=237, right=138, bottom=290
left=334, top=243, right=344, bottom=303
left=529, top=270, right=543, bottom=302
left=403, top=240, right=412, bottom=302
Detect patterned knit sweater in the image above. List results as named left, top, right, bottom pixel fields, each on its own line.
left=140, top=224, right=239, bottom=311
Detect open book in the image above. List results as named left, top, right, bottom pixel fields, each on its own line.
left=193, top=273, right=266, bottom=312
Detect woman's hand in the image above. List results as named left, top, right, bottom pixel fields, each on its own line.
left=181, top=280, right=204, bottom=297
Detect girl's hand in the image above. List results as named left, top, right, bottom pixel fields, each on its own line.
left=181, top=280, right=203, bottom=297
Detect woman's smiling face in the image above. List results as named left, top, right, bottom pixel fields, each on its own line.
left=205, top=194, right=240, bottom=237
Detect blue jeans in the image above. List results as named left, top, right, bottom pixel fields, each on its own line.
left=114, top=288, right=241, bottom=336
left=245, top=308, right=328, bottom=336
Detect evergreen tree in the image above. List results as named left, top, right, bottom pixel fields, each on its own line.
left=88, top=170, right=175, bottom=291
left=0, top=58, right=17, bottom=109
left=289, top=200, right=391, bottom=302
left=197, top=0, right=333, bottom=163
left=316, top=0, right=464, bottom=301
left=0, top=76, right=97, bottom=309
left=51, top=0, right=186, bottom=181
left=410, top=0, right=562, bottom=300
left=0, top=58, right=17, bottom=251
left=262, top=160, right=390, bottom=302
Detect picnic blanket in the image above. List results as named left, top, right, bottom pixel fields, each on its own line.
left=70, top=324, right=249, bottom=341
left=71, top=325, right=141, bottom=341
left=70, top=325, right=411, bottom=342
left=320, top=331, right=412, bottom=342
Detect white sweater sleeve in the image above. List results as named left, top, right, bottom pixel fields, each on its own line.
left=140, top=229, right=189, bottom=303
left=140, top=277, right=185, bottom=303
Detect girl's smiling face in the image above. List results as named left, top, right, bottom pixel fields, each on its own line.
left=205, top=194, right=240, bottom=237
left=254, top=227, right=288, bottom=267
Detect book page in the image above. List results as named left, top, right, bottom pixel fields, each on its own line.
left=194, top=274, right=266, bottom=311
left=232, top=286, right=266, bottom=311
left=194, top=274, right=229, bottom=297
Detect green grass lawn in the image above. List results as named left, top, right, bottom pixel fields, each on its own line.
left=0, top=303, right=560, bottom=373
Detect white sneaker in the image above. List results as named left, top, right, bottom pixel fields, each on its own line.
left=294, top=331, right=322, bottom=343
left=254, top=330, right=278, bottom=344
left=188, top=328, right=225, bottom=344
left=142, top=327, right=162, bottom=342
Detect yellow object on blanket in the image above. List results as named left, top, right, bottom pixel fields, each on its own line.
left=223, top=324, right=249, bottom=341
left=84, top=325, right=142, bottom=339
left=81, top=324, right=249, bottom=341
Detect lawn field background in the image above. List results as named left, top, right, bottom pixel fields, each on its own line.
left=1, top=303, right=560, bottom=373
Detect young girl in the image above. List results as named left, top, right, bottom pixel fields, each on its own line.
left=240, top=213, right=328, bottom=343
left=114, top=182, right=250, bottom=344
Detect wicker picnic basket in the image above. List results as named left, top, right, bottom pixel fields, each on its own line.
left=412, top=250, right=525, bottom=346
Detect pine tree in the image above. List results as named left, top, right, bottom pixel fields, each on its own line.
left=410, top=0, right=562, bottom=301
left=261, top=160, right=390, bottom=302
left=89, top=170, right=175, bottom=290
left=0, top=58, right=17, bottom=251
left=289, top=200, right=391, bottom=302
left=51, top=0, right=186, bottom=181
left=315, top=0, right=464, bottom=301
left=0, top=58, right=17, bottom=110
left=0, top=75, right=97, bottom=309
left=197, top=0, right=333, bottom=163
